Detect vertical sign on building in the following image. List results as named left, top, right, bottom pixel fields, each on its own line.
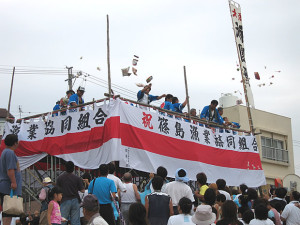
left=229, top=0, right=255, bottom=109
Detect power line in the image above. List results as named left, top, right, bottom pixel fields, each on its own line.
left=83, top=72, right=138, bottom=96
left=0, top=65, right=64, bottom=69
left=87, top=76, right=137, bottom=98
left=80, top=72, right=164, bottom=106
left=83, top=78, right=141, bottom=101
left=81, top=76, right=164, bottom=107
left=0, top=73, right=67, bottom=76
left=0, top=65, right=164, bottom=107
left=0, top=68, right=84, bottom=77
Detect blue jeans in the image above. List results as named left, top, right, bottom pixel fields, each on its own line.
left=60, top=198, right=80, bottom=225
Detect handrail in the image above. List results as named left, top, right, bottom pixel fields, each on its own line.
left=109, top=94, right=251, bottom=134
left=6, top=97, right=109, bottom=122
left=6, top=94, right=251, bottom=134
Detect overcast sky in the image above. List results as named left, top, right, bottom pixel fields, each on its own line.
left=0, top=0, right=299, bottom=175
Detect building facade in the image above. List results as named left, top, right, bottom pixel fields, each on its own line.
left=223, top=105, right=295, bottom=185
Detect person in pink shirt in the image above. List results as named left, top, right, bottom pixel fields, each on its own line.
left=47, top=186, right=65, bottom=225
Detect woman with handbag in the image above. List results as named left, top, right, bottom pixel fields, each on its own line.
left=0, top=134, right=23, bottom=225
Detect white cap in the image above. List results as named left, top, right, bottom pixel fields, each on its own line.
left=78, top=86, right=85, bottom=92
left=191, top=205, right=216, bottom=225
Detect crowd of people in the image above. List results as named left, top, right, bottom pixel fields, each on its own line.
left=1, top=127, right=300, bottom=225
left=39, top=162, right=300, bottom=225
left=1, top=134, right=299, bottom=225
left=137, top=83, right=240, bottom=129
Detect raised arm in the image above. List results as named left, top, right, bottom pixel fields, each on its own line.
left=182, top=97, right=188, bottom=108
left=157, top=94, right=166, bottom=100
left=145, top=196, right=149, bottom=218
left=133, top=184, right=141, bottom=202
left=141, top=84, right=152, bottom=93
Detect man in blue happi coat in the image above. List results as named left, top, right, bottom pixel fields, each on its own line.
left=200, top=100, right=225, bottom=125
left=68, top=86, right=85, bottom=112
left=52, top=101, right=61, bottom=116
left=172, top=97, right=187, bottom=113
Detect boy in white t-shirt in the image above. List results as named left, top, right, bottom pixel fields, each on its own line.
left=167, top=197, right=194, bottom=225
left=249, top=204, right=274, bottom=225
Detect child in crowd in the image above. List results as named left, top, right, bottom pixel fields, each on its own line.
left=195, top=173, right=209, bottom=203
left=246, top=188, right=258, bottom=209
left=167, top=197, right=194, bottom=225
left=216, top=200, right=243, bottom=225
left=47, top=186, right=64, bottom=225
left=215, top=194, right=226, bottom=220
left=252, top=198, right=277, bottom=224
left=79, top=173, right=92, bottom=225
left=233, top=184, right=248, bottom=207
left=31, top=211, right=40, bottom=225
left=145, top=176, right=173, bottom=225
left=231, top=189, right=239, bottom=203
left=129, top=203, right=149, bottom=225
left=249, top=204, right=274, bottom=225
left=239, top=210, right=254, bottom=225
left=238, top=195, right=250, bottom=218
left=145, top=166, right=169, bottom=193
left=203, top=188, right=218, bottom=218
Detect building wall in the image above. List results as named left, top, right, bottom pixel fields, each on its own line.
left=223, top=105, right=295, bottom=185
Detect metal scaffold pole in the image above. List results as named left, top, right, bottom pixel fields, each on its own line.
left=107, top=15, right=112, bottom=99
left=183, top=66, right=191, bottom=120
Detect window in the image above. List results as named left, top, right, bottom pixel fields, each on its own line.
left=261, top=136, right=288, bottom=163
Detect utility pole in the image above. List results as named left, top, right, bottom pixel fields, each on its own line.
left=66, top=66, right=73, bottom=90
left=7, top=67, right=16, bottom=119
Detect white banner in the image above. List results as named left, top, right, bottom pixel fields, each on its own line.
left=229, top=0, right=255, bottom=108
left=1, top=99, right=265, bottom=186
left=118, top=101, right=265, bottom=186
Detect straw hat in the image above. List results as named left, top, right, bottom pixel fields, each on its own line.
left=191, top=205, right=216, bottom=225
left=43, top=177, right=52, bottom=183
